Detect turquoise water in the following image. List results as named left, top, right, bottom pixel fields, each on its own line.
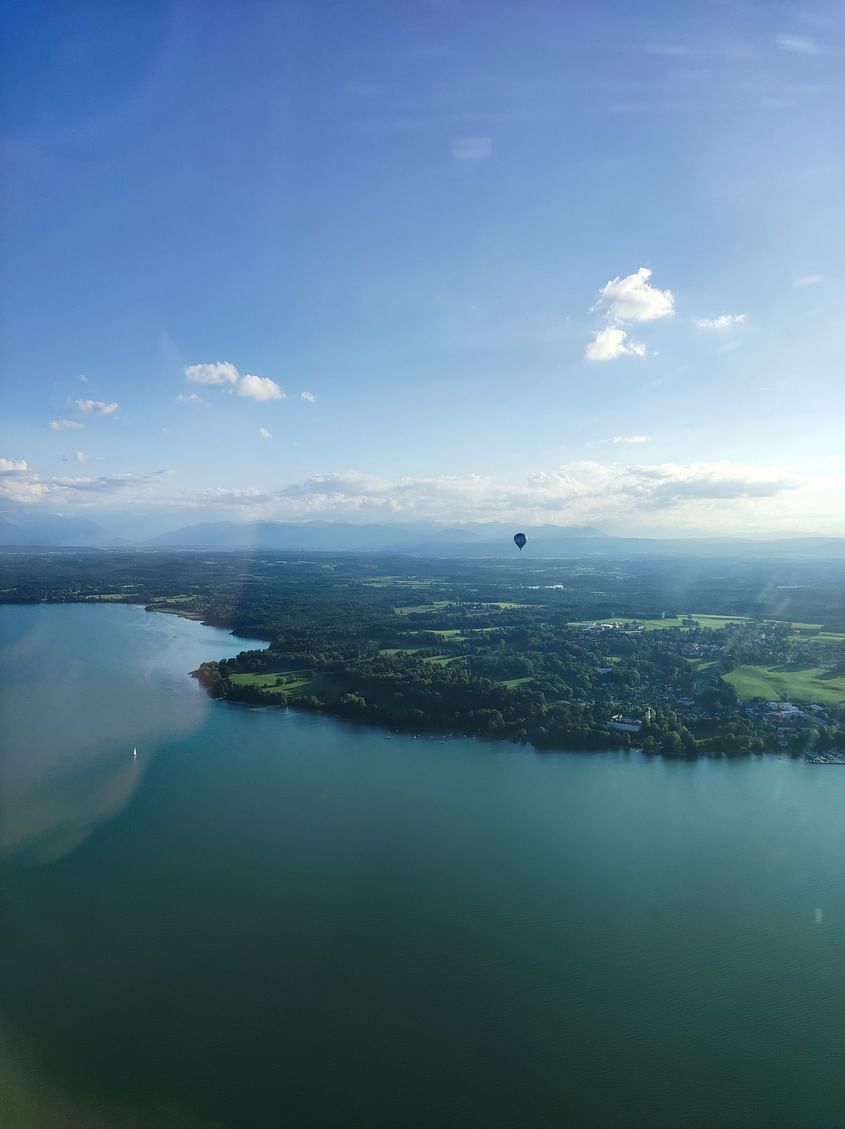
left=1, top=604, right=843, bottom=1129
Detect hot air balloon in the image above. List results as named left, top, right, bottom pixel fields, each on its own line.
left=513, top=532, right=527, bottom=551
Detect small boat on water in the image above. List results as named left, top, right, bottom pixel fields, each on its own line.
left=132, top=746, right=137, bottom=758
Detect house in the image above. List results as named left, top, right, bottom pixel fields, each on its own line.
left=608, top=713, right=642, bottom=734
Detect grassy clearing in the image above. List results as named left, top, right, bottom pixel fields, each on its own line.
left=364, top=577, right=434, bottom=588
left=637, top=613, right=752, bottom=631
left=693, top=614, right=754, bottom=629
left=229, top=668, right=317, bottom=698
left=395, top=600, right=455, bottom=615
left=724, top=663, right=845, bottom=706
left=786, top=630, right=845, bottom=643
left=423, top=655, right=458, bottom=666
left=571, top=613, right=754, bottom=632
left=687, top=657, right=716, bottom=672
left=502, top=677, right=534, bottom=689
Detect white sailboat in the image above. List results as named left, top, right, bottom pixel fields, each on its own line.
left=132, top=746, right=137, bottom=759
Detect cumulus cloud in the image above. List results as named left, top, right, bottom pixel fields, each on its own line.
left=612, top=435, right=650, bottom=444
left=259, top=427, right=272, bottom=440
left=0, top=478, right=51, bottom=502
left=593, top=267, right=675, bottom=323
left=185, top=362, right=284, bottom=401
left=793, top=274, right=822, bottom=287
left=185, top=362, right=238, bottom=386
left=300, top=391, right=316, bottom=402
left=0, top=460, right=170, bottom=507
left=776, top=33, right=818, bottom=54
left=586, top=327, right=645, bottom=361
left=72, top=399, right=119, bottom=415
left=452, top=136, right=492, bottom=161
left=694, top=313, right=746, bottom=329
left=176, top=392, right=203, bottom=404
left=235, top=374, right=284, bottom=401
left=49, top=419, right=84, bottom=431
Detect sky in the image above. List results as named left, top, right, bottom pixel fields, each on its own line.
left=2, top=0, right=844, bottom=538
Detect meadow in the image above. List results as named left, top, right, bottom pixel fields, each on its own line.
left=724, top=664, right=845, bottom=706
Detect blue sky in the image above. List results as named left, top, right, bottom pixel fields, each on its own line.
left=2, top=0, right=844, bottom=536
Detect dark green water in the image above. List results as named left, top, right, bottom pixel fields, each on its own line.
left=1, top=604, right=843, bottom=1129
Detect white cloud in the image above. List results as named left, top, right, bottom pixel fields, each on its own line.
left=612, top=435, right=651, bottom=444
left=776, top=33, right=818, bottom=54
left=0, top=457, right=28, bottom=472
left=452, top=136, right=492, bottom=161
left=184, top=362, right=239, bottom=386
left=793, top=274, right=822, bottom=288
left=3, top=457, right=840, bottom=534
left=183, top=461, right=805, bottom=530
left=0, top=478, right=51, bottom=502
left=79, top=374, right=88, bottom=383
left=694, top=313, right=746, bottom=330
left=593, top=267, right=675, bottom=323
left=72, top=399, right=119, bottom=415
left=235, top=374, right=284, bottom=401
left=49, top=419, right=85, bottom=431
left=586, top=326, right=646, bottom=361
left=176, top=392, right=203, bottom=404
left=58, top=470, right=169, bottom=495
left=184, top=362, right=284, bottom=402
left=300, top=391, right=316, bottom=402
left=259, top=427, right=272, bottom=440
left=73, top=451, right=90, bottom=463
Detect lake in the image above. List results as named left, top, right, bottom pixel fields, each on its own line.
left=1, top=604, right=843, bottom=1128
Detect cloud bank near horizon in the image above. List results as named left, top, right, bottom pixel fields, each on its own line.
left=2, top=456, right=841, bottom=536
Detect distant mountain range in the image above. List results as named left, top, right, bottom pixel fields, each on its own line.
left=2, top=513, right=844, bottom=557
left=145, top=520, right=607, bottom=553
left=0, top=511, right=108, bottom=547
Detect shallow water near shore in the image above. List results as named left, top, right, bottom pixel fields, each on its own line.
left=1, top=603, right=844, bottom=1128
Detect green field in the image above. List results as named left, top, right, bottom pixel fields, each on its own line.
left=724, top=663, right=845, bottom=706
left=229, top=669, right=317, bottom=698
left=395, top=601, right=455, bottom=615
left=363, top=576, right=434, bottom=588
left=502, top=677, right=534, bottom=689
left=786, top=630, right=845, bottom=643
